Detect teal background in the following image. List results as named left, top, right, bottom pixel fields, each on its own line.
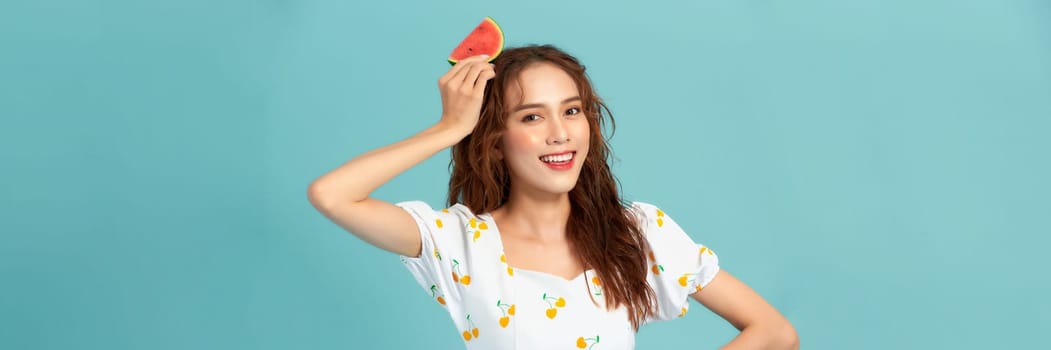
left=3, top=0, right=1049, bottom=348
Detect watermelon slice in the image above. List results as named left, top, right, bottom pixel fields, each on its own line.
left=448, top=17, right=504, bottom=65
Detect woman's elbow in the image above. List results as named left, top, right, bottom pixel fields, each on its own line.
left=776, top=321, right=800, bottom=350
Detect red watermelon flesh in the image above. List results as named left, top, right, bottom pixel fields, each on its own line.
left=448, top=17, right=504, bottom=65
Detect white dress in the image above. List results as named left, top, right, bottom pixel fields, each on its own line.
left=397, top=201, right=721, bottom=350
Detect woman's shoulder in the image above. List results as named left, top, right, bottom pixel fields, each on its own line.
left=396, top=200, right=480, bottom=216
left=624, top=201, right=662, bottom=223
left=624, top=201, right=692, bottom=239
left=627, top=201, right=660, bottom=212
left=395, top=200, right=488, bottom=232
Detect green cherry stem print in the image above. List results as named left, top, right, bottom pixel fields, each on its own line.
left=430, top=285, right=446, bottom=305
left=576, top=335, right=600, bottom=349
left=451, top=259, right=471, bottom=285
left=461, top=314, right=479, bottom=341
left=496, top=299, right=515, bottom=327
left=542, top=293, right=566, bottom=319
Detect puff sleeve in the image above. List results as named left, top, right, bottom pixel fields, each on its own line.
left=395, top=200, right=467, bottom=308
left=633, top=202, right=721, bottom=322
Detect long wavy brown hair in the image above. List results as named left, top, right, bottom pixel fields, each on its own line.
left=447, top=44, right=656, bottom=330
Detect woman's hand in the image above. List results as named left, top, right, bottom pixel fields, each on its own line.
left=437, top=54, right=496, bottom=135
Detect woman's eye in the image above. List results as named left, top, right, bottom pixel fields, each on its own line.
left=566, top=107, right=581, bottom=115
left=522, top=114, right=541, bottom=122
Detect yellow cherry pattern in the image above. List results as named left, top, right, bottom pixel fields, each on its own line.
left=694, top=247, right=715, bottom=292
left=542, top=293, right=567, bottom=319
left=677, top=273, right=697, bottom=288
left=425, top=215, right=444, bottom=261
left=451, top=259, right=471, bottom=285
left=500, top=254, right=514, bottom=276
left=497, top=299, right=515, bottom=328
left=656, top=208, right=665, bottom=227
left=461, top=314, right=479, bottom=341
left=430, top=284, right=447, bottom=306
left=435, top=208, right=451, bottom=229
left=468, top=217, right=490, bottom=242
left=576, top=335, right=600, bottom=349
left=678, top=306, right=688, bottom=318
left=590, top=276, right=603, bottom=297
left=700, top=246, right=715, bottom=256
left=648, top=251, right=664, bottom=275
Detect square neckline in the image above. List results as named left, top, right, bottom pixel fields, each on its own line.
left=479, top=211, right=594, bottom=283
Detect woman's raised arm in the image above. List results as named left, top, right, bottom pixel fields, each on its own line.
left=307, top=55, right=495, bottom=257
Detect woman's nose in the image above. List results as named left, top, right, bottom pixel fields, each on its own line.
left=547, top=118, right=569, bottom=145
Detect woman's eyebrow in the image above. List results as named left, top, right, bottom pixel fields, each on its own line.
left=511, top=96, right=582, bottom=113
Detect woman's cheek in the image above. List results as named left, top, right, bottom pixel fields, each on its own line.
left=505, top=131, right=542, bottom=154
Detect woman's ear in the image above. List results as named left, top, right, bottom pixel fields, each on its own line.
left=494, top=144, right=504, bottom=160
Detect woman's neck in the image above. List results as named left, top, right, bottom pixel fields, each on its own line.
left=492, top=189, right=571, bottom=243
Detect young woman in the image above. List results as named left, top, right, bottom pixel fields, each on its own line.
left=308, top=45, right=799, bottom=349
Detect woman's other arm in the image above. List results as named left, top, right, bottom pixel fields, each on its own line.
left=307, top=55, right=495, bottom=257
left=692, top=270, right=800, bottom=350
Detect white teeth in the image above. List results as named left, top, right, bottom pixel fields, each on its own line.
left=540, top=153, right=573, bottom=163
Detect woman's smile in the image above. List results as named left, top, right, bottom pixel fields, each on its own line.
left=539, top=151, right=576, bottom=171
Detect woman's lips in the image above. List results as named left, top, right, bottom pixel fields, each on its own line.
left=540, top=151, right=575, bottom=171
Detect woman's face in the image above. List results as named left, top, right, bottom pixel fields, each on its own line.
left=498, top=62, right=590, bottom=197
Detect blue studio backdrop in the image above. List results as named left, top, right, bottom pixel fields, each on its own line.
left=2, top=0, right=1049, bottom=349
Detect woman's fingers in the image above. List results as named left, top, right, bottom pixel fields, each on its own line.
left=441, top=55, right=489, bottom=87
left=439, top=63, right=465, bottom=88
left=436, top=55, right=495, bottom=132
left=457, top=56, right=492, bottom=87
left=473, top=64, right=495, bottom=92
left=460, top=61, right=488, bottom=89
